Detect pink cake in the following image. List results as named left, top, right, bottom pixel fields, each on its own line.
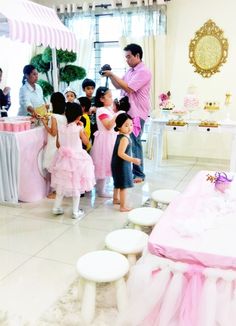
left=183, top=94, right=199, bottom=110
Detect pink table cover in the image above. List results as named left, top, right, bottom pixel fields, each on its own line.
left=16, top=127, right=49, bottom=202
left=148, top=170, right=236, bottom=269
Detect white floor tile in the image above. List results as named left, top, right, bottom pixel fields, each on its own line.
left=37, top=225, right=108, bottom=265
left=0, top=257, right=76, bottom=322
left=0, top=217, right=70, bottom=255
left=0, top=249, right=30, bottom=280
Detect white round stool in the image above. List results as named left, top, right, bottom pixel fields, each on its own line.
left=76, top=250, right=129, bottom=324
left=105, top=229, right=149, bottom=266
left=151, top=189, right=180, bottom=208
left=127, top=207, right=163, bottom=231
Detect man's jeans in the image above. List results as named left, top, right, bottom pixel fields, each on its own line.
left=130, top=118, right=145, bottom=180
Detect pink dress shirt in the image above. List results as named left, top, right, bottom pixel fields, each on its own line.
left=121, top=61, right=152, bottom=121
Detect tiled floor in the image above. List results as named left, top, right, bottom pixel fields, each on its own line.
left=0, top=156, right=229, bottom=323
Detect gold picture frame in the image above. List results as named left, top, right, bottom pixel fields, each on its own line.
left=189, top=20, right=228, bottom=78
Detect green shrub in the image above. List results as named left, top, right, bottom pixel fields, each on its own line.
left=42, top=47, right=77, bottom=64
left=60, top=65, right=86, bottom=85
left=30, top=54, right=50, bottom=73
left=37, top=79, right=54, bottom=98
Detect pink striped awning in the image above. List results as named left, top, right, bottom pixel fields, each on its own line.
left=0, top=0, right=77, bottom=51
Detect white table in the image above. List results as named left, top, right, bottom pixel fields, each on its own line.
left=149, top=118, right=236, bottom=171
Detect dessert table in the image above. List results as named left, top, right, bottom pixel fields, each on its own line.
left=0, top=127, right=49, bottom=203
left=149, top=118, right=236, bottom=171
left=120, top=171, right=236, bottom=326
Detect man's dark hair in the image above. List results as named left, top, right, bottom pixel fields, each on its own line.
left=123, top=43, right=143, bottom=60
left=82, top=78, right=96, bottom=90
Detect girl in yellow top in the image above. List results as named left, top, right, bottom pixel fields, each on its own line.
left=78, top=96, right=92, bottom=151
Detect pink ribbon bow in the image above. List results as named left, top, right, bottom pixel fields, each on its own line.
left=132, top=116, right=141, bottom=137
left=59, top=147, right=73, bottom=159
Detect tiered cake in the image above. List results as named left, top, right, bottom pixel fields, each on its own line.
left=183, top=85, right=199, bottom=112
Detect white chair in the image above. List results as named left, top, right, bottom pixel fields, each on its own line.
left=151, top=189, right=180, bottom=209
left=76, top=250, right=129, bottom=324
left=105, top=229, right=149, bottom=266
left=127, top=207, right=163, bottom=231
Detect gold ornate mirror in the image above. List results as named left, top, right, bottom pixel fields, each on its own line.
left=189, top=20, right=228, bottom=78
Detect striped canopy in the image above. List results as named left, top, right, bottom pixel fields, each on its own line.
left=0, top=0, right=77, bottom=51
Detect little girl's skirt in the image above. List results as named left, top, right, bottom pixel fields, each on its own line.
left=49, top=147, right=95, bottom=197
left=90, top=130, right=117, bottom=179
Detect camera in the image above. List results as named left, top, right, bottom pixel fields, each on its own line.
left=99, top=64, right=112, bottom=76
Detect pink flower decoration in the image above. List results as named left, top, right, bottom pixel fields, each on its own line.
left=159, top=93, right=168, bottom=102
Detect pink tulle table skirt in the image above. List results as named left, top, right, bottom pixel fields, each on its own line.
left=119, top=253, right=236, bottom=326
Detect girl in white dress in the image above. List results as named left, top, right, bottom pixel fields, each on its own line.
left=42, top=92, right=67, bottom=171
left=41, top=92, right=67, bottom=198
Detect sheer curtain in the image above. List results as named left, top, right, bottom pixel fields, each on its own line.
left=62, top=14, right=95, bottom=95
left=117, top=7, right=166, bottom=116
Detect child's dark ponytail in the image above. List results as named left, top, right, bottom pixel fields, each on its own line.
left=114, top=96, right=130, bottom=112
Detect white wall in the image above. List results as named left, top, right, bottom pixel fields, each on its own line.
left=0, top=38, right=32, bottom=116
left=165, top=0, right=236, bottom=160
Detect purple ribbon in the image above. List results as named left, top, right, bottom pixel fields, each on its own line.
left=215, top=172, right=233, bottom=184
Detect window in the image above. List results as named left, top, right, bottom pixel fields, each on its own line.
left=64, top=7, right=166, bottom=97
left=87, top=14, right=126, bottom=98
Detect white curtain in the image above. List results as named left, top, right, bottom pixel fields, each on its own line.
left=65, top=14, right=95, bottom=70
left=63, top=14, right=95, bottom=95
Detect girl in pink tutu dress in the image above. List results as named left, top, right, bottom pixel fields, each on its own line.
left=50, top=102, right=95, bottom=219
left=90, top=86, right=118, bottom=197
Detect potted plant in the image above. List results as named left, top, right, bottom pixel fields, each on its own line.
left=30, top=47, right=86, bottom=98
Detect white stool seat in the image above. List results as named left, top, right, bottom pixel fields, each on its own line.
left=151, top=189, right=180, bottom=205
left=105, top=229, right=149, bottom=255
left=77, top=250, right=129, bottom=283
left=128, top=207, right=163, bottom=227
left=76, top=250, right=129, bottom=324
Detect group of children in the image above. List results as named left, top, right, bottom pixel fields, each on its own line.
left=41, top=79, right=140, bottom=219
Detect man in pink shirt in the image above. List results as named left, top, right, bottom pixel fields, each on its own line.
left=103, top=43, right=152, bottom=183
